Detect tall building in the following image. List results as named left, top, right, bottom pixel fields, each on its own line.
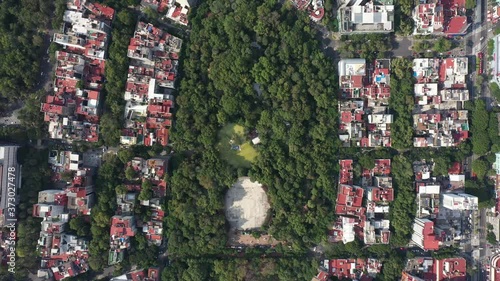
left=411, top=218, right=440, bottom=250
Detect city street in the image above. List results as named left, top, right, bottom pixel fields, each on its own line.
left=393, top=36, right=413, bottom=57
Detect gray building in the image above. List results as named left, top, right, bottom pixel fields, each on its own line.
left=0, top=145, right=22, bottom=226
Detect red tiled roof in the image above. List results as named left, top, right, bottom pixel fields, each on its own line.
left=370, top=187, right=394, bottom=202
left=148, top=268, right=160, bottom=281
left=337, top=185, right=364, bottom=207
left=87, top=3, right=115, bottom=21
left=448, top=162, right=462, bottom=175
left=422, top=221, right=440, bottom=250
left=341, top=111, right=353, bottom=123
left=373, top=159, right=391, bottom=175
left=339, top=159, right=354, bottom=185
left=310, top=8, right=324, bottom=21
left=110, top=216, right=135, bottom=237
left=437, top=258, right=466, bottom=281
left=445, top=16, right=468, bottom=34
left=41, top=103, right=64, bottom=115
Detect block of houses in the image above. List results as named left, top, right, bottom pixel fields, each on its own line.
left=121, top=22, right=181, bottom=146
left=339, top=159, right=354, bottom=185
left=337, top=0, right=394, bottom=34
left=413, top=0, right=469, bottom=35
left=412, top=58, right=470, bottom=147
left=38, top=235, right=90, bottom=281
left=328, top=258, right=382, bottom=280
left=362, top=159, right=393, bottom=244
left=413, top=111, right=469, bottom=147
left=415, top=182, right=440, bottom=218
left=109, top=215, right=136, bottom=265
left=402, top=257, right=466, bottom=281
left=43, top=3, right=114, bottom=143
left=338, top=59, right=392, bottom=147
left=34, top=153, right=95, bottom=280
left=110, top=157, right=168, bottom=257
left=332, top=159, right=393, bottom=244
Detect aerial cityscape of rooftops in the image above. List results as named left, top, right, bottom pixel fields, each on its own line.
left=4, top=0, right=500, bottom=280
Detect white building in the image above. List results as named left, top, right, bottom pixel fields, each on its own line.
left=441, top=193, right=478, bottom=210
left=338, top=0, right=394, bottom=34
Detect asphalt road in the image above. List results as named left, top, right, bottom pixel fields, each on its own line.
left=393, top=36, right=413, bottom=57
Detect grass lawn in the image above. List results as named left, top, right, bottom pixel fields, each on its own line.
left=218, top=123, right=258, bottom=168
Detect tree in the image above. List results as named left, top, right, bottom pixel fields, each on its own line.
left=115, top=184, right=128, bottom=195
left=433, top=157, right=451, bottom=176
left=466, top=0, right=475, bottom=9
left=69, top=216, right=91, bottom=237
left=432, top=246, right=459, bottom=259
left=433, top=37, right=453, bottom=53
left=100, top=113, right=122, bottom=146
left=490, top=83, right=500, bottom=101
left=358, top=154, right=375, bottom=169
left=344, top=239, right=364, bottom=257
left=471, top=99, right=491, bottom=155
left=125, top=166, right=137, bottom=180
left=118, top=149, right=135, bottom=164
left=472, top=158, right=489, bottom=179
left=487, top=231, right=497, bottom=245
left=138, top=179, right=153, bottom=201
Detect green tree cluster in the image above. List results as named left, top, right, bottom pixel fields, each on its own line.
left=471, top=99, right=491, bottom=155
left=161, top=258, right=317, bottom=281
left=390, top=155, right=416, bottom=246
left=396, top=0, right=415, bottom=35
left=338, top=34, right=392, bottom=61
left=69, top=216, right=91, bottom=237
left=488, top=231, right=498, bottom=245
left=390, top=58, right=414, bottom=149
left=412, top=38, right=454, bottom=57
left=88, top=155, right=122, bottom=270
left=491, top=83, right=500, bottom=102
left=98, top=8, right=137, bottom=146
left=0, top=0, right=56, bottom=112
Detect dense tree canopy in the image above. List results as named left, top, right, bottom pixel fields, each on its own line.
left=0, top=0, right=57, bottom=112
left=170, top=0, right=339, bottom=256
left=390, top=58, right=414, bottom=149
left=471, top=99, right=491, bottom=155
left=163, top=0, right=341, bottom=278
